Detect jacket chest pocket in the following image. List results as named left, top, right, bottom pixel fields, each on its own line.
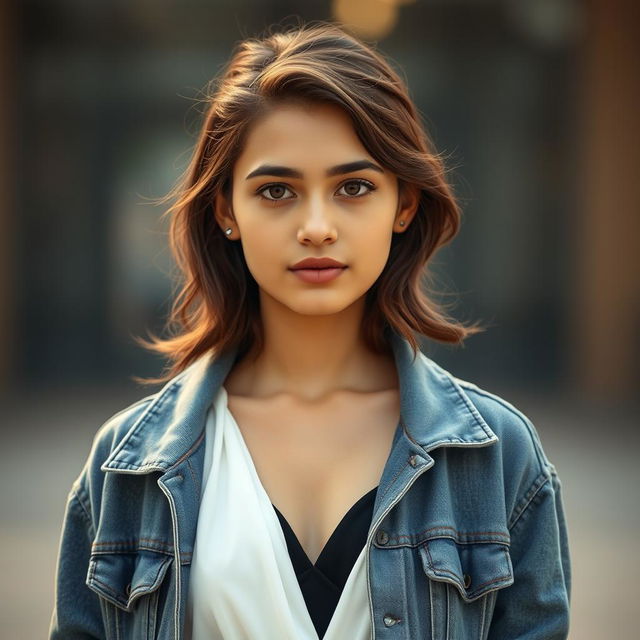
left=87, top=550, right=173, bottom=640
left=419, top=538, right=514, bottom=640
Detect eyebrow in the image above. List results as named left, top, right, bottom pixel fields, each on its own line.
left=245, top=159, right=384, bottom=181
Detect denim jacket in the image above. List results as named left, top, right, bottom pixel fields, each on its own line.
left=49, top=331, right=571, bottom=639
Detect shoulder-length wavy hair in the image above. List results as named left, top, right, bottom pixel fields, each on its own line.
left=134, top=20, right=484, bottom=385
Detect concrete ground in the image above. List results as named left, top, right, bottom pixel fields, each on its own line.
left=0, top=382, right=636, bottom=639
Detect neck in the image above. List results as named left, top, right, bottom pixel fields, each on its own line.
left=226, top=292, right=397, bottom=402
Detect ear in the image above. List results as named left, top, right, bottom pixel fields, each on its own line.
left=213, top=190, right=237, bottom=236
left=394, top=182, right=420, bottom=232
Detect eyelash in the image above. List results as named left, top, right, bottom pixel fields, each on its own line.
left=256, top=178, right=377, bottom=202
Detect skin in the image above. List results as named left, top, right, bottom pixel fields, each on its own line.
left=214, top=100, right=419, bottom=402
left=213, top=100, right=420, bottom=562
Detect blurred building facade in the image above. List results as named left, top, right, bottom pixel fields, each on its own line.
left=1, top=0, right=638, bottom=403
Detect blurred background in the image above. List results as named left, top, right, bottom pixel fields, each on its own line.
left=1, top=0, right=638, bottom=638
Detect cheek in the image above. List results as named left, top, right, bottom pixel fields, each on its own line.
left=240, top=234, right=275, bottom=275
left=351, top=226, right=394, bottom=273
left=236, top=222, right=292, bottom=290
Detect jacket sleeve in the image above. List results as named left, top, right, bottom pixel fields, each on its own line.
left=49, top=482, right=105, bottom=640
left=487, top=467, right=572, bottom=639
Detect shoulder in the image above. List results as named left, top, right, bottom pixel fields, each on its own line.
left=93, top=393, right=159, bottom=461
left=425, top=357, right=559, bottom=525
left=82, top=357, right=205, bottom=472
left=452, top=373, right=556, bottom=474
left=70, top=391, right=161, bottom=504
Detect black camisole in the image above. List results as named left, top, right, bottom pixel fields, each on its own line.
left=271, top=485, right=378, bottom=638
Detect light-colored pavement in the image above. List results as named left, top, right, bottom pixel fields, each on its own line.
left=1, top=383, right=636, bottom=639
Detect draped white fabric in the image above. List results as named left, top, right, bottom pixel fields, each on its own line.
left=184, top=385, right=372, bottom=640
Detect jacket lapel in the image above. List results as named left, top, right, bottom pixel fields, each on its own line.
left=101, top=330, right=497, bottom=475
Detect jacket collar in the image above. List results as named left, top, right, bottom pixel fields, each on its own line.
left=102, top=330, right=497, bottom=473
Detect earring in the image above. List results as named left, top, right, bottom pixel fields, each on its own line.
left=225, top=227, right=232, bottom=236
left=399, top=220, right=405, bottom=226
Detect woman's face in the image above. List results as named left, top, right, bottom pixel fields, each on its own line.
left=217, top=100, right=417, bottom=317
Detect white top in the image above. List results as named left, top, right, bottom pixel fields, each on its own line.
left=184, top=385, right=372, bottom=640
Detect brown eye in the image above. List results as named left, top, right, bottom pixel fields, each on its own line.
left=258, top=184, right=294, bottom=201
left=337, top=179, right=375, bottom=198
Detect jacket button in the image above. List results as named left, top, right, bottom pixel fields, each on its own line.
left=376, top=529, right=390, bottom=545
left=408, top=454, right=419, bottom=467
left=463, top=573, right=472, bottom=589
left=383, top=614, right=401, bottom=627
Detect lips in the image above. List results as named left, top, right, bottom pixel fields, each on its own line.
left=290, top=266, right=346, bottom=284
left=289, top=257, right=346, bottom=270
left=288, top=257, right=347, bottom=284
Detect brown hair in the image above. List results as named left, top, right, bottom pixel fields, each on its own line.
left=134, top=19, right=484, bottom=385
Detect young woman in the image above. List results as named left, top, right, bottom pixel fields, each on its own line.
left=50, top=20, right=571, bottom=640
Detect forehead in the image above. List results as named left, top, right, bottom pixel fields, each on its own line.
left=234, top=101, right=372, bottom=172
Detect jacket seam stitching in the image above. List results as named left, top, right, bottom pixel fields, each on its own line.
left=105, top=379, right=185, bottom=467
left=106, top=407, right=205, bottom=472
left=400, top=414, right=419, bottom=445
left=479, top=592, right=488, bottom=638
left=460, top=385, right=550, bottom=472
left=441, top=372, right=496, bottom=440
left=169, top=428, right=206, bottom=471
left=187, top=457, right=199, bottom=492
left=377, top=460, right=409, bottom=503
left=91, top=547, right=178, bottom=557
left=386, top=526, right=510, bottom=545
left=70, top=484, right=95, bottom=536
left=92, top=538, right=178, bottom=549
left=90, top=545, right=192, bottom=561
left=92, top=396, right=157, bottom=451
left=424, top=543, right=511, bottom=594
left=508, top=471, right=551, bottom=531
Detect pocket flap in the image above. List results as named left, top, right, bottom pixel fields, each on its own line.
left=87, top=550, right=172, bottom=612
left=419, top=538, right=514, bottom=603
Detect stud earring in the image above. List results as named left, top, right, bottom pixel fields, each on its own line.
left=399, top=220, right=405, bottom=226
left=225, top=227, right=232, bottom=236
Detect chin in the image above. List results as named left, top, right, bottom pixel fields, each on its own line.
left=284, top=296, right=354, bottom=316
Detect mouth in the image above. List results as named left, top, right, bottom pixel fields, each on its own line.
left=289, top=256, right=347, bottom=270
left=289, top=266, right=347, bottom=284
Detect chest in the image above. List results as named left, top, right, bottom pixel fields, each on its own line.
left=225, top=389, right=400, bottom=564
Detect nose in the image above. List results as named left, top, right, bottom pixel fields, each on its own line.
left=296, top=199, right=338, bottom=245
